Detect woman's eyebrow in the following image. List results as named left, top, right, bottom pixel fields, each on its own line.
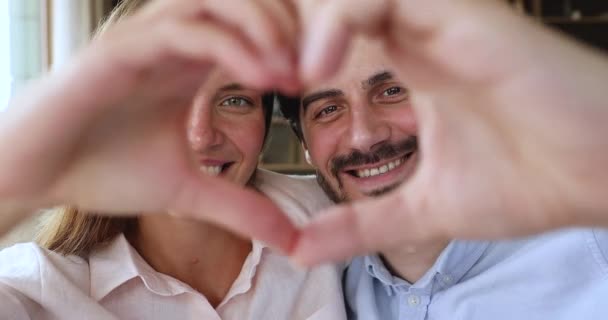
left=218, top=83, right=245, bottom=92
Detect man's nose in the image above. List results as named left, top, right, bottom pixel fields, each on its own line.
left=346, top=105, right=391, bottom=153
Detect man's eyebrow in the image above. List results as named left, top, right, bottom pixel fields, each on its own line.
left=302, top=89, right=344, bottom=113
left=362, top=71, right=394, bottom=89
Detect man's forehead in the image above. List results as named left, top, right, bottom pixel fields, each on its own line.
left=302, top=38, right=394, bottom=94
left=303, top=69, right=394, bottom=94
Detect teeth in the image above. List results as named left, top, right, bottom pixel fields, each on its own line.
left=200, top=165, right=222, bottom=176
left=355, top=157, right=406, bottom=178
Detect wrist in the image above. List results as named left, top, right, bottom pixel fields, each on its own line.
left=0, top=199, right=40, bottom=237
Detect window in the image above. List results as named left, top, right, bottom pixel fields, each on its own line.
left=0, top=1, right=11, bottom=111
left=0, top=0, right=45, bottom=112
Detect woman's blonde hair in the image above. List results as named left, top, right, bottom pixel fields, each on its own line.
left=36, top=0, right=149, bottom=257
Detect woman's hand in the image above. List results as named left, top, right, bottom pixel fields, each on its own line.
left=0, top=0, right=300, bottom=251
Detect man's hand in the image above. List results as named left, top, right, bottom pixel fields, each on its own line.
left=291, top=0, right=608, bottom=265
left=0, top=0, right=300, bottom=251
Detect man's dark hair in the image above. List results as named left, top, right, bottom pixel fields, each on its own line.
left=276, top=94, right=304, bottom=141
left=261, top=93, right=275, bottom=142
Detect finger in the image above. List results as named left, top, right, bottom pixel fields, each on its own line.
left=116, top=0, right=297, bottom=91
left=138, top=0, right=208, bottom=20
left=258, top=0, right=299, bottom=50
left=163, top=21, right=278, bottom=88
left=104, top=20, right=279, bottom=90
left=300, top=0, right=391, bottom=83
left=290, top=185, right=441, bottom=266
left=202, top=0, right=293, bottom=71
left=253, top=0, right=302, bottom=93
left=146, top=0, right=296, bottom=56
left=170, top=173, right=299, bottom=253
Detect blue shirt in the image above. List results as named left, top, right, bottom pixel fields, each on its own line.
left=344, top=228, right=608, bottom=320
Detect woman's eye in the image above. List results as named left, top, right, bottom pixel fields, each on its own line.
left=383, top=86, right=403, bottom=96
left=315, top=105, right=339, bottom=119
left=220, top=97, right=252, bottom=107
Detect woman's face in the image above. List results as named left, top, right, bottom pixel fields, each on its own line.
left=187, top=70, right=266, bottom=186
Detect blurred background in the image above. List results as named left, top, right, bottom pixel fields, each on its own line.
left=1, top=0, right=608, bottom=246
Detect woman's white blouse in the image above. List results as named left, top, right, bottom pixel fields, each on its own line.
left=0, top=169, right=346, bottom=320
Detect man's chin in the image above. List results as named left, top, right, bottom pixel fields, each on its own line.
left=363, top=182, right=402, bottom=198
left=316, top=172, right=346, bottom=203
left=341, top=182, right=404, bottom=201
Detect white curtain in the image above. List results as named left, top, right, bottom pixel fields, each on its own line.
left=6, top=0, right=44, bottom=99
left=50, top=0, right=93, bottom=69
left=50, top=0, right=113, bottom=69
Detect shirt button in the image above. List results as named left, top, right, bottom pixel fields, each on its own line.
left=407, top=295, right=420, bottom=306
left=442, top=275, right=453, bottom=284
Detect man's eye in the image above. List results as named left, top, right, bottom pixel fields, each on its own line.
left=315, top=105, right=338, bottom=119
left=220, top=97, right=252, bottom=107
left=383, top=87, right=403, bottom=96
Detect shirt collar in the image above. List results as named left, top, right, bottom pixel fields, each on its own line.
left=89, top=234, right=194, bottom=300
left=88, top=234, right=139, bottom=300
left=217, top=240, right=265, bottom=308
left=364, top=255, right=410, bottom=296
left=89, top=234, right=266, bottom=303
left=364, top=240, right=489, bottom=295
left=434, top=240, right=490, bottom=285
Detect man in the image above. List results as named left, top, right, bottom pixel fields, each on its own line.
left=279, top=35, right=608, bottom=319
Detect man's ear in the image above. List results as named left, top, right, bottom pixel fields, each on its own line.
left=302, top=142, right=314, bottom=166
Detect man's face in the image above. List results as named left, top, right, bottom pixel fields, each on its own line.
left=300, top=39, right=418, bottom=202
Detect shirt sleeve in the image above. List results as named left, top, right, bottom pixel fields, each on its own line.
left=0, top=243, right=43, bottom=318
left=0, top=283, right=32, bottom=320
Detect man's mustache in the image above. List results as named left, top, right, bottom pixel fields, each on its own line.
left=330, top=136, right=418, bottom=176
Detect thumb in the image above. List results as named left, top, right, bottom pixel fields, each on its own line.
left=299, top=0, right=392, bottom=84
left=169, top=174, right=299, bottom=253
left=290, top=183, right=441, bottom=266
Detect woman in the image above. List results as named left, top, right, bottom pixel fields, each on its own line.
left=0, top=0, right=345, bottom=319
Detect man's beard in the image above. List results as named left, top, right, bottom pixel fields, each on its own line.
left=316, top=136, right=417, bottom=203
left=316, top=173, right=347, bottom=203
